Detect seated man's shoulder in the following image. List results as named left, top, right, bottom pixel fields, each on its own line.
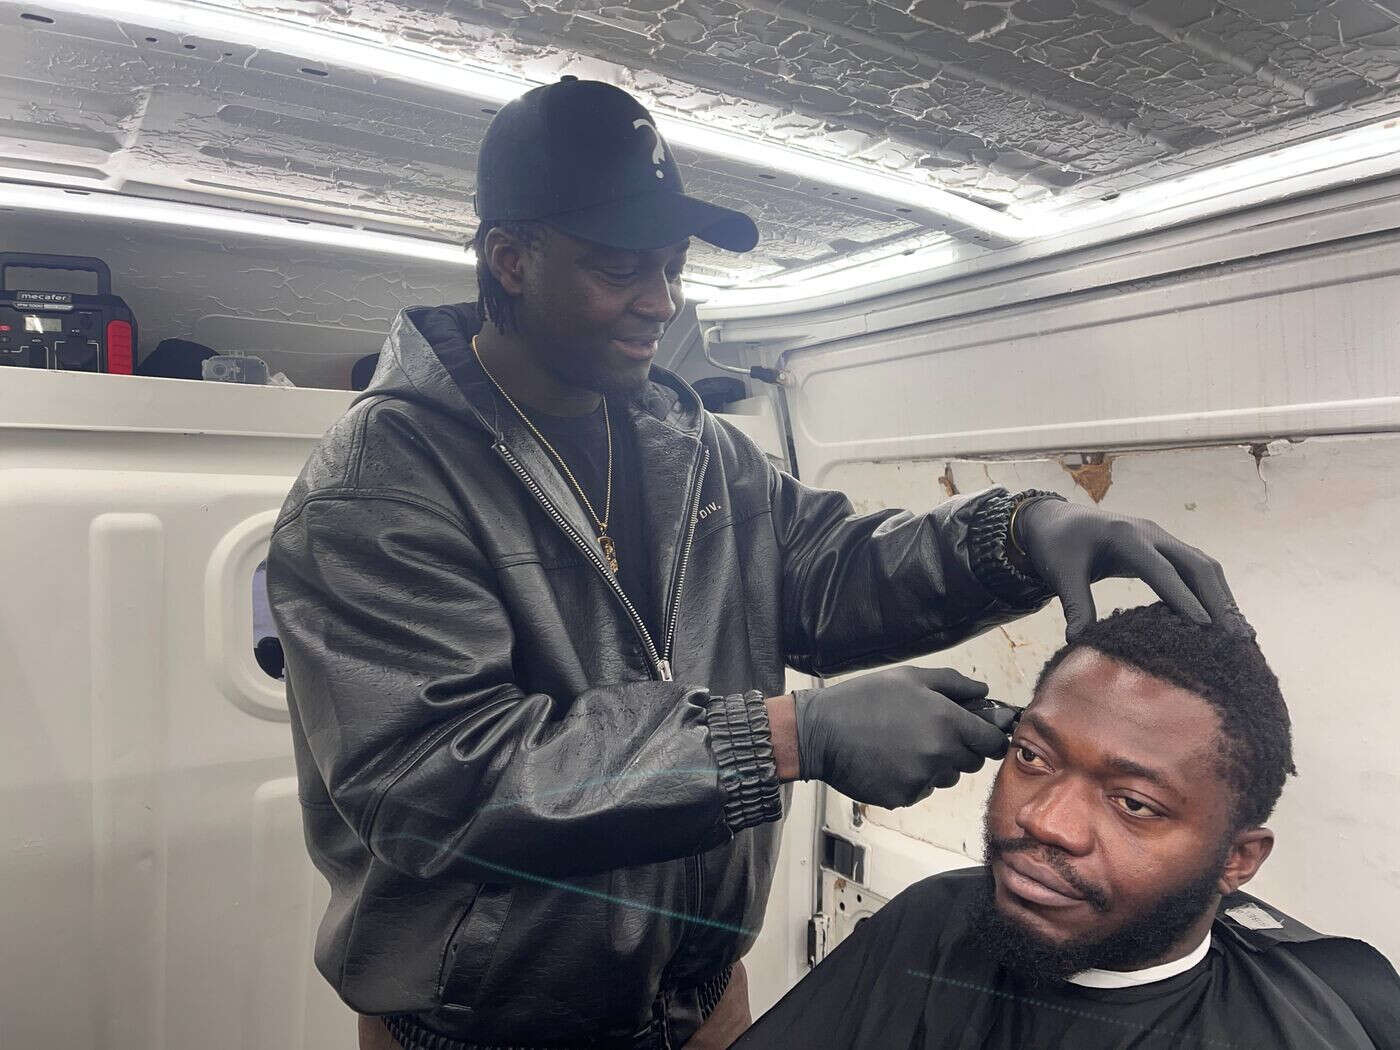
left=1282, top=936, right=1400, bottom=1047
left=1286, top=935, right=1400, bottom=982
left=1217, top=890, right=1395, bottom=969
left=1218, top=892, right=1400, bottom=1048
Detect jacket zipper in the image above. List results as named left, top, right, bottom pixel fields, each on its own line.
left=660, top=449, right=710, bottom=682
left=494, top=441, right=705, bottom=684
left=500, top=440, right=714, bottom=981
left=689, top=851, right=705, bottom=925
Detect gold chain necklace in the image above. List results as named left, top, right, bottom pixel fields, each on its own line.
left=472, top=336, right=619, bottom=574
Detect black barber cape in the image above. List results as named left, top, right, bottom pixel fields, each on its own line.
left=734, top=868, right=1400, bottom=1050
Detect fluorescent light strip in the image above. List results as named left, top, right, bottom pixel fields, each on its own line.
left=704, top=243, right=963, bottom=308
left=0, top=182, right=475, bottom=264
left=1016, top=117, right=1400, bottom=235
left=36, top=0, right=1024, bottom=242
left=754, top=233, right=957, bottom=287
left=0, top=181, right=723, bottom=299
left=43, top=0, right=529, bottom=105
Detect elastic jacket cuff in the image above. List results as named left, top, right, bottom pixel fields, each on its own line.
left=967, top=488, right=1065, bottom=611
left=707, top=690, right=783, bottom=833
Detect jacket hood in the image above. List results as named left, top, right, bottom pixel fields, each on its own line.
left=356, top=301, right=704, bottom=439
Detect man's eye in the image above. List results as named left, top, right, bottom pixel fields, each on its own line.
left=1015, top=745, right=1048, bottom=769
left=601, top=270, right=637, bottom=281
left=1112, top=796, right=1160, bottom=819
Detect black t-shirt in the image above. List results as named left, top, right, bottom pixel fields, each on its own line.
left=734, top=868, right=1400, bottom=1050
left=529, top=399, right=658, bottom=642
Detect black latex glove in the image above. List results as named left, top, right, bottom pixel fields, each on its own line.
left=1014, top=497, right=1250, bottom=640
left=793, top=666, right=1011, bottom=809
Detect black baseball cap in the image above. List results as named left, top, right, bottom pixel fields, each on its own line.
left=475, top=77, right=759, bottom=253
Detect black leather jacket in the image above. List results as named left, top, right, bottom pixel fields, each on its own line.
left=267, top=303, right=1050, bottom=1045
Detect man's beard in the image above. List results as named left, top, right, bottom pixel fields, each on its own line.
left=971, top=823, right=1227, bottom=987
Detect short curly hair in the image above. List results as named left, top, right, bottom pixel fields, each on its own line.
left=1034, top=603, right=1296, bottom=831
left=472, top=220, right=546, bottom=334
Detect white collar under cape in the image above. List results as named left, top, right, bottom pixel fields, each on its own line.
left=1065, top=932, right=1213, bottom=989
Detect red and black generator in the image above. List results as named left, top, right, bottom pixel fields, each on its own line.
left=0, top=253, right=137, bottom=374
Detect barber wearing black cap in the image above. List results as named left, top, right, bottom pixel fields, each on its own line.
left=267, top=78, right=1247, bottom=1050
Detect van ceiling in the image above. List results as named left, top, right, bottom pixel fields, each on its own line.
left=4, top=1, right=1400, bottom=291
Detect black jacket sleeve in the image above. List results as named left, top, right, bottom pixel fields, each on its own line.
left=267, top=490, right=777, bottom=883
left=769, top=470, right=1054, bottom=677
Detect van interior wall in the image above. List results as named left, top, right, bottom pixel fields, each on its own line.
left=0, top=211, right=706, bottom=389
left=774, top=216, right=1400, bottom=966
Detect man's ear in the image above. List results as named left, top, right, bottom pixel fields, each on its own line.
left=1218, top=828, right=1274, bottom=896
left=483, top=226, right=535, bottom=297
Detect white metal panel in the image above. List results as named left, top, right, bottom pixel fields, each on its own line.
left=743, top=780, right=819, bottom=1019
left=88, top=512, right=169, bottom=1048
left=774, top=225, right=1400, bottom=482
left=0, top=360, right=351, bottom=439
left=0, top=372, right=356, bottom=1049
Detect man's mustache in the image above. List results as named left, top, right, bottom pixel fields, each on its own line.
left=986, top=835, right=1111, bottom=912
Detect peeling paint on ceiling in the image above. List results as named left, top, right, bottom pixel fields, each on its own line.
left=3, top=0, right=1400, bottom=286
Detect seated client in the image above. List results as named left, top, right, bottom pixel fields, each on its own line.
left=733, top=604, right=1400, bottom=1050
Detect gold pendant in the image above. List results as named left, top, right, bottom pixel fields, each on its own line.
left=599, top=533, right=619, bottom=574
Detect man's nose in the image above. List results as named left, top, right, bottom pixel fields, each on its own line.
left=632, top=268, right=681, bottom=322
left=1014, top=777, right=1094, bottom=857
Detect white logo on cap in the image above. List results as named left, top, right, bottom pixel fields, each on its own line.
left=633, top=119, right=666, bottom=179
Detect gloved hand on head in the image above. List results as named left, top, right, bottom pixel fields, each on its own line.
left=1011, top=495, right=1251, bottom=641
